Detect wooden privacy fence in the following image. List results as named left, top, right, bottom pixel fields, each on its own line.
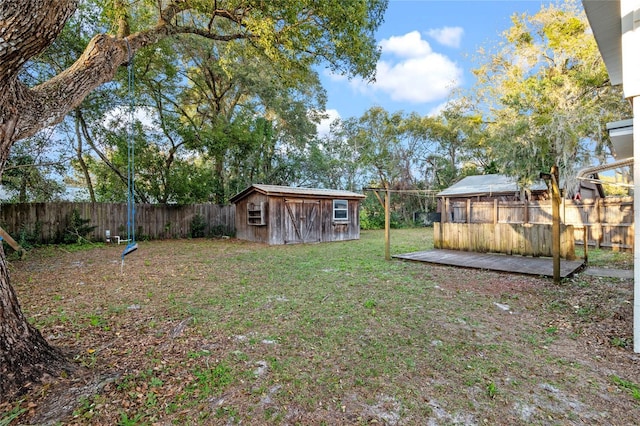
left=0, top=202, right=235, bottom=244
left=438, top=197, right=633, bottom=254
left=434, top=222, right=575, bottom=259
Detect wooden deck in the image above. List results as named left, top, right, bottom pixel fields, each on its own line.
left=393, top=249, right=585, bottom=278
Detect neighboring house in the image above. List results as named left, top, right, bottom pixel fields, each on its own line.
left=438, top=174, right=604, bottom=204
left=230, top=184, right=366, bottom=245
left=437, top=174, right=548, bottom=204
left=437, top=174, right=548, bottom=223
left=437, top=174, right=604, bottom=224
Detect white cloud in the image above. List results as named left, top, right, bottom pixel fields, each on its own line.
left=316, top=109, right=341, bottom=137
left=379, top=30, right=432, bottom=58
left=103, top=106, right=158, bottom=130
left=427, top=26, right=464, bottom=49
left=324, top=31, right=463, bottom=109
left=371, top=31, right=463, bottom=104
left=375, top=53, right=461, bottom=103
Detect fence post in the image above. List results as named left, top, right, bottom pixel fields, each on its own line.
left=550, top=166, right=561, bottom=283
left=493, top=199, right=498, bottom=225
left=596, top=198, right=602, bottom=249
left=584, top=226, right=589, bottom=262
left=466, top=199, right=471, bottom=224
left=443, top=198, right=449, bottom=223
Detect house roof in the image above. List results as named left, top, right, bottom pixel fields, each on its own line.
left=230, top=184, right=366, bottom=203
left=582, top=1, right=634, bottom=159
left=583, top=0, right=622, bottom=85
left=607, top=119, right=634, bottom=159
left=437, top=174, right=547, bottom=198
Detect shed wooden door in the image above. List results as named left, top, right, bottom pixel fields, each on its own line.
left=284, top=199, right=321, bottom=244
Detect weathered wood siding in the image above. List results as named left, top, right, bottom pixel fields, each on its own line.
left=321, top=198, right=361, bottom=242
left=434, top=222, right=575, bottom=259
left=234, top=193, right=270, bottom=244
left=443, top=197, right=633, bottom=251
left=0, top=202, right=235, bottom=243
left=234, top=195, right=362, bottom=245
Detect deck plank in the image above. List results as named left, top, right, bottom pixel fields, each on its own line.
left=393, top=249, right=585, bottom=278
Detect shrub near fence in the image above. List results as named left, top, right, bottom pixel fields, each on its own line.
left=0, top=202, right=235, bottom=244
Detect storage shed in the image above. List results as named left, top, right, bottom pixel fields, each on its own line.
left=230, top=184, right=366, bottom=245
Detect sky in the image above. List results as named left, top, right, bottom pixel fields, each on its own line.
left=317, top=0, right=551, bottom=135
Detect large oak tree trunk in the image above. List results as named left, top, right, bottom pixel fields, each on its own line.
left=0, top=0, right=123, bottom=399
left=0, top=0, right=191, bottom=396
left=0, top=246, right=72, bottom=400
left=0, top=0, right=211, bottom=396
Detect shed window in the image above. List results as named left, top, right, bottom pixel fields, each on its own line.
left=247, top=202, right=266, bottom=226
left=333, top=199, right=348, bottom=221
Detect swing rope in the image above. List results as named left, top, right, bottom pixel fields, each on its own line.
left=121, top=38, right=138, bottom=272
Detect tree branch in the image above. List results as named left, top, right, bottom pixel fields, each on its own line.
left=0, top=0, right=77, bottom=81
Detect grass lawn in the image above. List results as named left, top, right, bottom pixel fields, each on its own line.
left=2, top=228, right=639, bottom=425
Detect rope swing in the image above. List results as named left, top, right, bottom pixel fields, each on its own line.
left=121, top=38, right=138, bottom=272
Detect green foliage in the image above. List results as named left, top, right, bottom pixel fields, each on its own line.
left=15, top=221, right=42, bottom=249
left=486, top=381, right=497, bottom=399
left=359, top=196, right=385, bottom=230
left=188, top=363, right=233, bottom=398
left=610, top=336, right=630, bottom=348
left=472, top=0, right=631, bottom=194
left=209, top=225, right=234, bottom=239
left=23, top=0, right=388, bottom=205
left=418, top=100, right=488, bottom=190
left=359, top=191, right=414, bottom=230
left=611, top=375, right=640, bottom=401
left=189, top=214, right=206, bottom=238
left=319, top=102, right=483, bottom=220
left=118, top=411, right=146, bottom=426
left=1, top=139, right=65, bottom=203
left=63, top=209, right=96, bottom=244
left=0, top=400, right=26, bottom=426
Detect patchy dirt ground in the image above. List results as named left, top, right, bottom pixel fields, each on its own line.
left=1, top=234, right=640, bottom=425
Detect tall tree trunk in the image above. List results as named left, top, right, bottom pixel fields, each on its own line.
left=213, top=153, right=226, bottom=204
left=0, top=89, right=69, bottom=402
left=0, top=245, right=72, bottom=401
left=18, top=173, right=27, bottom=203
left=74, top=110, right=96, bottom=202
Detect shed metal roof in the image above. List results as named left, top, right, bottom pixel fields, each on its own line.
left=230, top=184, right=366, bottom=203
left=437, top=174, right=547, bottom=197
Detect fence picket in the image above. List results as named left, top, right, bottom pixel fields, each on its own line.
left=0, top=202, right=235, bottom=244
left=444, top=198, right=633, bottom=251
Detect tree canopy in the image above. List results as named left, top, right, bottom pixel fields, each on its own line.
left=1, top=0, right=386, bottom=147
left=471, top=0, right=630, bottom=193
